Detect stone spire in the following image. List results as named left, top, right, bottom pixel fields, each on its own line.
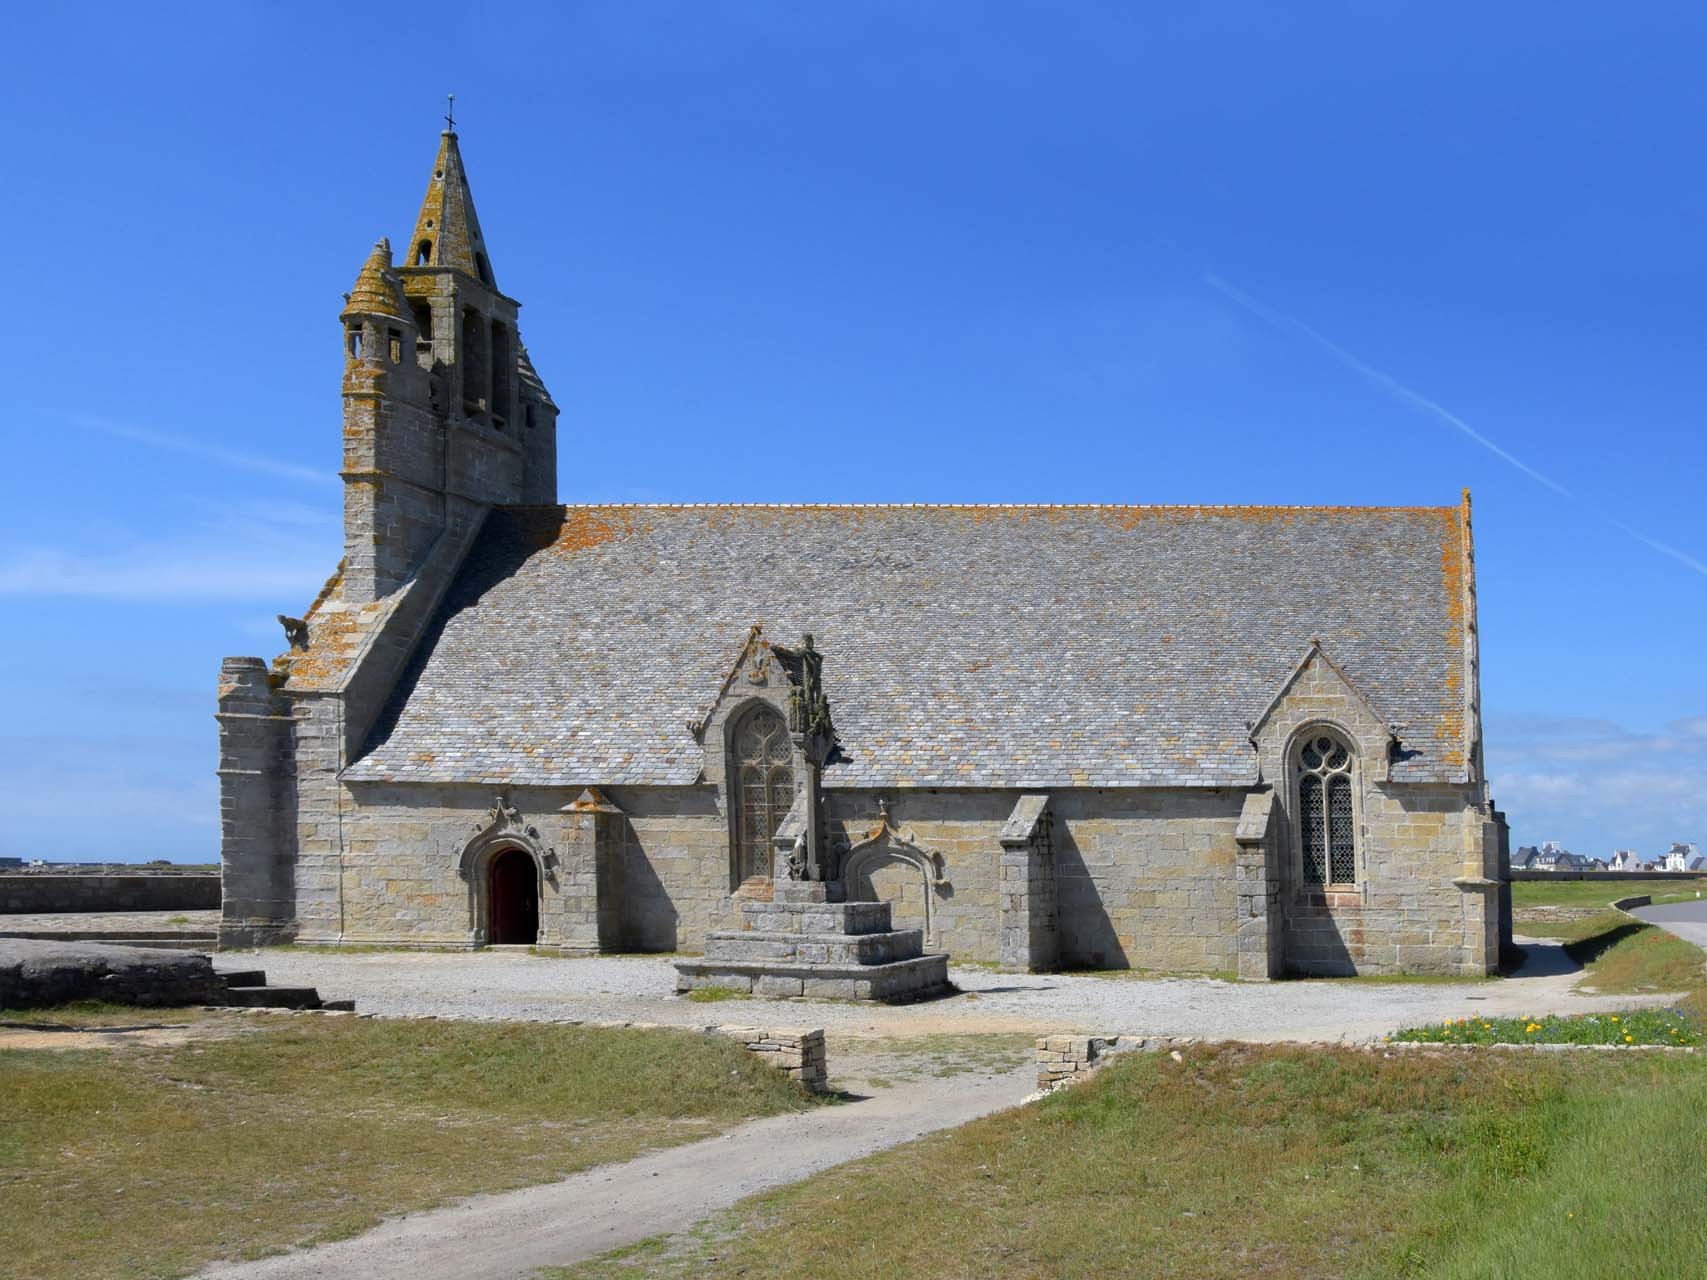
left=340, top=238, right=408, bottom=321
left=407, top=129, right=495, bottom=287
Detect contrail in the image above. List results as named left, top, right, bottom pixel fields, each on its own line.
left=1609, top=520, right=1707, bottom=578
left=1204, top=274, right=1707, bottom=580
left=1204, top=274, right=1572, bottom=496
left=74, top=414, right=336, bottom=487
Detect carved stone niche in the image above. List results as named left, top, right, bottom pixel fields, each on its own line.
left=839, top=798, right=948, bottom=949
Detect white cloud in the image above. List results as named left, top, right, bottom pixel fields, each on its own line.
left=73, top=414, right=336, bottom=488
left=0, top=547, right=329, bottom=600
left=1487, top=708, right=1707, bottom=855
left=0, top=734, right=218, bottom=861
left=0, top=497, right=338, bottom=602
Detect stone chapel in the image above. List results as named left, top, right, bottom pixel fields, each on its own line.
left=217, top=127, right=1512, bottom=978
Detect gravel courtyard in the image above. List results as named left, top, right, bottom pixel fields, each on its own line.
left=238, top=942, right=1663, bottom=1042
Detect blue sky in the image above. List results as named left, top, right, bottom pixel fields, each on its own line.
left=1, top=3, right=1703, bottom=863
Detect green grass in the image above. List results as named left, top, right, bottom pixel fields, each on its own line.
left=1, top=1000, right=204, bottom=1028
left=1393, top=1007, right=1698, bottom=1046
left=0, top=1013, right=811, bottom=1280
left=543, top=1044, right=1707, bottom=1280
left=683, top=987, right=751, bottom=1003
left=1506, top=895, right=1707, bottom=1027
left=1510, top=877, right=1696, bottom=911
left=1650, top=887, right=1707, bottom=907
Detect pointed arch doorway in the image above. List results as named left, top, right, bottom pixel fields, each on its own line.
left=487, top=847, right=539, bottom=945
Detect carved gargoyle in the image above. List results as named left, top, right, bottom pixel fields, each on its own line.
left=277, top=614, right=309, bottom=652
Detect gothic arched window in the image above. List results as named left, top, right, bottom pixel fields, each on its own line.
left=732, top=703, right=793, bottom=884
left=1297, top=730, right=1357, bottom=885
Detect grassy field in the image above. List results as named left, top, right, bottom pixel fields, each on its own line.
left=0, top=1011, right=810, bottom=1280
left=1393, top=1007, right=1696, bottom=1046
left=1509, top=876, right=1697, bottom=912
left=1509, top=878, right=1707, bottom=1025
left=548, top=1043, right=1707, bottom=1280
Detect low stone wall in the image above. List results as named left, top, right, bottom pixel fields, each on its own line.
left=1035, top=1033, right=1196, bottom=1091
left=713, top=1024, right=828, bottom=1093
left=0, top=874, right=221, bottom=915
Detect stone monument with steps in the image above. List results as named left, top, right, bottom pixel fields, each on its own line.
left=674, top=881, right=949, bottom=1002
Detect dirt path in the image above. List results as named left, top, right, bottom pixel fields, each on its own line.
left=195, top=1052, right=1036, bottom=1280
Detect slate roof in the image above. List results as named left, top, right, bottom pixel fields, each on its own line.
left=345, top=503, right=1474, bottom=789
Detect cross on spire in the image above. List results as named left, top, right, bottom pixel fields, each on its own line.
left=444, top=94, right=456, bottom=133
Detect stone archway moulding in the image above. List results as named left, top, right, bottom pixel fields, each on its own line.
left=457, top=792, right=557, bottom=881
left=457, top=792, right=558, bottom=941
left=839, top=798, right=948, bottom=948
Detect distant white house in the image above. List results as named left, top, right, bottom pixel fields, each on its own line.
left=1665, top=842, right=1702, bottom=872
left=1610, top=849, right=1644, bottom=872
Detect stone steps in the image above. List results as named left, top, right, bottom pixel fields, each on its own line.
left=213, top=966, right=349, bottom=1012
left=703, top=927, right=925, bottom=966
left=678, top=880, right=953, bottom=1003
left=674, top=953, right=951, bottom=1002
left=221, top=984, right=325, bottom=1009
left=735, top=900, right=895, bottom=937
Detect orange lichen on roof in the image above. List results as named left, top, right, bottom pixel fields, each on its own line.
left=342, top=239, right=408, bottom=321
left=306, top=561, right=345, bottom=617
left=537, top=501, right=1455, bottom=524
left=1102, top=503, right=1449, bottom=531
left=282, top=607, right=362, bottom=685
left=406, top=131, right=492, bottom=284
left=534, top=507, right=646, bottom=556
left=275, top=570, right=392, bottom=689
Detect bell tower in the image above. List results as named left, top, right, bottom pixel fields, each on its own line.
left=340, top=123, right=559, bottom=604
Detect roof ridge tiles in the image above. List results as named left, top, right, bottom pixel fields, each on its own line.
left=503, top=501, right=1456, bottom=513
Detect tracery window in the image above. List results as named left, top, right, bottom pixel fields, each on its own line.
left=1297, top=731, right=1357, bottom=885
left=732, top=703, right=793, bottom=883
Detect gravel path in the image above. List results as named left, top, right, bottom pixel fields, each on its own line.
left=236, top=942, right=1669, bottom=1042
left=194, top=1055, right=1037, bottom=1280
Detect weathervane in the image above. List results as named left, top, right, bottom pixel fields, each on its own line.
left=445, top=93, right=456, bottom=132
